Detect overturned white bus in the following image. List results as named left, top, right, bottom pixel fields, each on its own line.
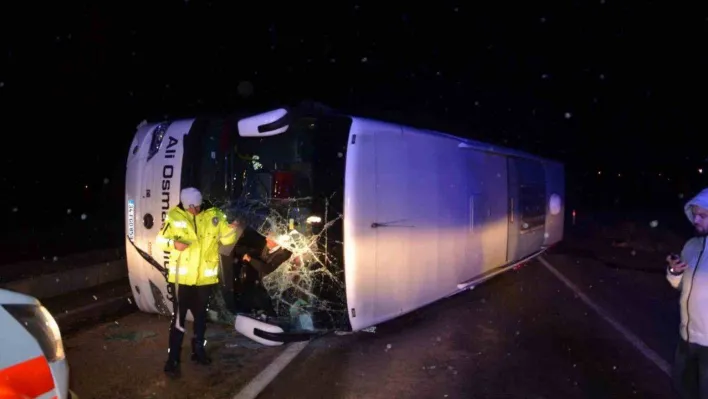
left=125, top=102, right=565, bottom=345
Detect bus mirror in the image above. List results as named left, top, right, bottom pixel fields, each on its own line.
left=238, top=108, right=290, bottom=137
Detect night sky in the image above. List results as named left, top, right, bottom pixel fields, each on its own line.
left=2, top=1, right=707, bottom=253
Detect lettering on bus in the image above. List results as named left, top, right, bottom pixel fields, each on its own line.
left=160, top=135, right=180, bottom=268
left=160, top=135, right=180, bottom=227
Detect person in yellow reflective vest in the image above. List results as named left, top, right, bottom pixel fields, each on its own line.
left=156, top=187, right=241, bottom=378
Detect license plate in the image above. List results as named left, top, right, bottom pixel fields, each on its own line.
left=128, top=199, right=135, bottom=241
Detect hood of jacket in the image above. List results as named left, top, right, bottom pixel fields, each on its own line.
left=685, top=188, right=708, bottom=223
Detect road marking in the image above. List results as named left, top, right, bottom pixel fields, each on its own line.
left=233, top=340, right=310, bottom=399
left=538, top=256, right=671, bottom=376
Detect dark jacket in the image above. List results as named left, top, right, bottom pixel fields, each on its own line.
left=248, top=246, right=293, bottom=279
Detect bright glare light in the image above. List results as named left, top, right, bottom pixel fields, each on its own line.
left=306, top=215, right=322, bottom=224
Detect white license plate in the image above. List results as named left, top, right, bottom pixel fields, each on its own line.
left=128, top=199, right=135, bottom=240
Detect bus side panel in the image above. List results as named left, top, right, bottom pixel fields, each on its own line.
left=544, top=161, right=565, bottom=246
left=125, top=119, right=195, bottom=317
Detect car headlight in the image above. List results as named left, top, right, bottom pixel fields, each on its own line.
left=3, top=304, right=65, bottom=362
left=147, top=122, right=172, bottom=161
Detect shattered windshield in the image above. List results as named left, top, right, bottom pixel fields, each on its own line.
left=181, top=114, right=352, bottom=332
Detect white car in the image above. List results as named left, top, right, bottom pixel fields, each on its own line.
left=0, top=288, right=77, bottom=399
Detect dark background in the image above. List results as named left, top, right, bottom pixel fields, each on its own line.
left=1, top=1, right=706, bottom=262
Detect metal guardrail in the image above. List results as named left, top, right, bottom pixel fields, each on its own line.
left=0, top=248, right=127, bottom=300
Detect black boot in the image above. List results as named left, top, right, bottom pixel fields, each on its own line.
left=191, top=338, right=211, bottom=365
left=165, top=324, right=184, bottom=378
left=163, top=358, right=181, bottom=378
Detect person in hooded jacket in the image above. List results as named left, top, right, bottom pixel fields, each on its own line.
left=667, top=187, right=708, bottom=398
left=156, top=187, right=241, bottom=378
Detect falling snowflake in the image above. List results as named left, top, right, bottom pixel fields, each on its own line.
left=649, top=220, right=658, bottom=228
left=11, top=207, right=17, bottom=213
left=361, top=57, right=368, bottom=63
left=67, top=209, right=72, bottom=214
left=564, top=112, right=572, bottom=119
left=81, top=213, right=87, bottom=220
left=103, top=178, right=110, bottom=184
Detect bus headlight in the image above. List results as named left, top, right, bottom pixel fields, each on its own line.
left=3, top=304, right=65, bottom=362
left=147, top=122, right=172, bottom=161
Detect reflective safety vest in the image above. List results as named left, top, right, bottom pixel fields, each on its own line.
left=156, top=206, right=240, bottom=286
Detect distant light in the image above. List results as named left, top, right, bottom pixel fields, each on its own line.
left=597, top=171, right=602, bottom=175
left=617, top=173, right=621, bottom=177
left=306, top=216, right=322, bottom=224
left=85, top=185, right=88, bottom=189
left=700, top=168, right=703, bottom=174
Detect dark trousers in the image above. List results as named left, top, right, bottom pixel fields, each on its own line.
left=239, top=282, right=277, bottom=317
left=167, top=283, right=215, bottom=362
left=672, top=338, right=708, bottom=398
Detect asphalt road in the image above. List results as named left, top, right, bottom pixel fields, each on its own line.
left=62, top=247, right=683, bottom=398
left=257, top=252, right=680, bottom=399
left=64, top=311, right=289, bottom=399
